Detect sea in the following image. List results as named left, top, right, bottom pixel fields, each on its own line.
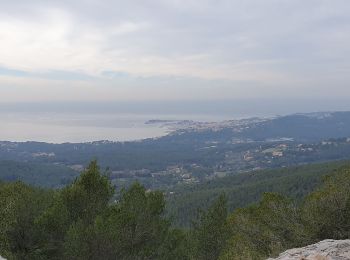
left=0, top=112, right=238, bottom=143
left=3, top=98, right=343, bottom=143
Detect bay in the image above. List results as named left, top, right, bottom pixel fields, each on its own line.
left=0, top=112, right=236, bottom=143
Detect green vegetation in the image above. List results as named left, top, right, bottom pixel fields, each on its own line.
left=190, top=194, right=230, bottom=260
left=220, top=165, right=350, bottom=259
left=166, top=160, right=350, bottom=226
left=1, top=160, right=350, bottom=259
left=0, top=160, right=78, bottom=188
left=0, top=161, right=187, bottom=259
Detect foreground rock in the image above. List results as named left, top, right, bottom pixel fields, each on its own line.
left=268, top=239, right=350, bottom=260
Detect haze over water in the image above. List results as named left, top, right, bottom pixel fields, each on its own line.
left=2, top=98, right=350, bottom=143
left=0, top=112, right=236, bottom=143
left=1, top=1, right=350, bottom=143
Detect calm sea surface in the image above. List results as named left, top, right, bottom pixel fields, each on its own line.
left=0, top=112, right=237, bottom=143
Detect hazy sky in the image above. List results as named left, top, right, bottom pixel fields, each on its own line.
left=0, top=0, right=350, bottom=103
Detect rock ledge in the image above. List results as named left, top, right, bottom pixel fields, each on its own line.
left=268, top=239, right=350, bottom=260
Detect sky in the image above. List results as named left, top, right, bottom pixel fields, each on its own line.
left=0, top=0, right=350, bottom=105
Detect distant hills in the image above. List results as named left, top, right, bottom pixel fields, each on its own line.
left=1, top=111, right=350, bottom=190
left=159, top=111, right=350, bottom=142
left=2, top=111, right=350, bottom=259
left=240, top=111, right=350, bottom=141
left=0, top=160, right=78, bottom=188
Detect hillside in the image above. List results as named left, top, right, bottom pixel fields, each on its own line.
left=2, top=112, right=350, bottom=190
left=166, top=160, right=350, bottom=226
left=1, top=160, right=350, bottom=259
left=0, top=160, right=78, bottom=188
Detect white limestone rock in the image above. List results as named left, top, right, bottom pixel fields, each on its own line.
left=268, top=239, right=350, bottom=260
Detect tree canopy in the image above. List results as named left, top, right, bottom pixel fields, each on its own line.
left=2, top=161, right=350, bottom=259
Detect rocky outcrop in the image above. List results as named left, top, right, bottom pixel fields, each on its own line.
left=268, top=239, right=350, bottom=260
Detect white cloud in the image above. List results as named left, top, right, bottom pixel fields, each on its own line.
left=0, top=0, right=349, bottom=102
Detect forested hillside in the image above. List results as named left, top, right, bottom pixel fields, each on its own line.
left=0, top=160, right=78, bottom=188
left=1, top=161, right=350, bottom=259
left=166, top=160, right=350, bottom=226
left=3, top=115, right=350, bottom=191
